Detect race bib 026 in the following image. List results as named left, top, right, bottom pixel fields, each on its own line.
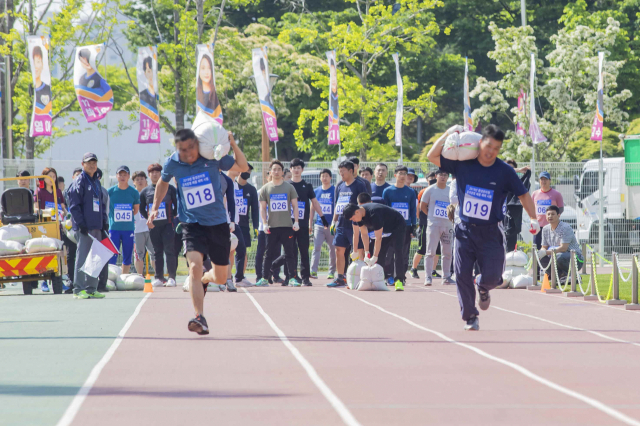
left=433, top=200, right=449, bottom=219
left=114, top=203, right=133, bottom=222
left=270, top=193, right=288, bottom=212
left=392, top=202, right=409, bottom=220
left=464, top=185, right=494, bottom=221
left=180, top=172, right=215, bottom=210
left=536, top=199, right=552, bottom=215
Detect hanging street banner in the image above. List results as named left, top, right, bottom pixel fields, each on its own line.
left=591, top=52, right=605, bottom=141
left=326, top=50, right=340, bottom=145
left=463, top=57, right=473, bottom=132
left=528, top=53, right=547, bottom=144
left=195, top=44, right=223, bottom=124
left=252, top=47, right=278, bottom=142
left=137, top=46, right=160, bottom=143
left=73, top=44, right=113, bottom=123
left=392, top=53, right=403, bottom=147
left=516, top=89, right=526, bottom=136
left=27, top=36, right=53, bottom=137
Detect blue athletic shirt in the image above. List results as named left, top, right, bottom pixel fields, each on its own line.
left=382, top=185, right=416, bottom=226
left=439, top=156, right=527, bottom=225
left=161, top=152, right=235, bottom=226
left=107, top=185, right=140, bottom=231
left=371, top=182, right=390, bottom=204
left=314, top=185, right=335, bottom=226
left=335, top=178, right=368, bottom=229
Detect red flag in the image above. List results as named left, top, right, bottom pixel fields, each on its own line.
left=101, top=235, right=119, bottom=255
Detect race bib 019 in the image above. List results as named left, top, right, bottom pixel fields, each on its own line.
left=149, top=202, right=167, bottom=220
left=464, top=185, right=493, bottom=221
left=114, top=203, right=133, bottom=222
left=292, top=201, right=305, bottom=219
left=180, top=172, right=215, bottom=210
left=433, top=200, right=449, bottom=219
left=392, top=202, right=409, bottom=220
left=335, top=194, right=351, bottom=215
left=270, top=193, right=288, bottom=212
left=536, top=199, right=552, bottom=215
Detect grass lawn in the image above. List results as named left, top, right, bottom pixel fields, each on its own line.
left=555, top=274, right=637, bottom=304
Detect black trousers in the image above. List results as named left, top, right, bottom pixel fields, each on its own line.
left=150, top=223, right=177, bottom=279
left=400, top=227, right=413, bottom=278
left=262, top=227, right=297, bottom=282
left=272, top=227, right=310, bottom=280
left=505, top=232, right=519, bottom=252
left=233, top=226, right=247, bottom=281
left=62, top=232, right=77, bottom=284
left=378, top=225, right=407, bottom=282
left=255, top=231, right=266, bottom=280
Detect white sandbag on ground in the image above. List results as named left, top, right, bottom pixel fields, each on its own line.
left=0, top=224, right=31, bottom=244
left=191, top=111, right=230, bottom=160
left=25, top=237, right=63, bottom=253
left=106, top=280, right=117, bottom=291
left=360, top=264, right=385, bottom=284
left=347, top=260, right=365, bottom=290
left=108, top=264, right=122, bottom=282
left=442, top=131, right=481, bottom=161
left=124, top=274, right=145, bottom=290
left=506, top=251, right=529, bottom=267
left=230, top=233, right=238, bottom=251
left=0, top=240, right=24, bottom=255
left=511, top=274, right=533, bottom=289
left=357, top=280, right=389, bottom=291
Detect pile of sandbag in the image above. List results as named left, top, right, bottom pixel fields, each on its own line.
left=442, top=131, right=482, bottom=161
left=25, top=237, right=63, bottom=253
left=501, top=250, right=530, bottom=289
left=191, top=111, right=230, bottom=160
left=0, top=240, right=24, bottom=255
left=114, top=273, right=145, bottom=291
left=0, top=224, right=31, bottom=244
left=346, top=260, right=365, bottom=290
left=357, top=263, right=389, bottom=291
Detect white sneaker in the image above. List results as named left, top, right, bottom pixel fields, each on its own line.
left=226, top=279, right=237, bottom=292
left=218, top=284, right=226, bottom=292
left=152, top=278, right=164, bottom=287
left=236, top=278, right=254, bottom=287
left=164, top=278, right=177, bottom=287
left=207, top=283, right=220, bottom=292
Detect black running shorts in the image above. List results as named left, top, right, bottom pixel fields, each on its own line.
left=182, top=222, right=231, bottom=266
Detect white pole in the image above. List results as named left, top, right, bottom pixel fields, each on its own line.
left=104, top=44, right=109, bottom=186
left=521, top=0, right=526, bottom=27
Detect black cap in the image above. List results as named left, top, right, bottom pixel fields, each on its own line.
left=95, top=168, right=103, bottom=179
left=16, top=170, right=30, bottom=177
left=116, top=165, right=130, bottom=174
left=82, top=152, right=98, bottom=162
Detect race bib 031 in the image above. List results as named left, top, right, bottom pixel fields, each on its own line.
left=464, top=185, right=494, bottom=221
left=180, top=172, right=215, bottom=210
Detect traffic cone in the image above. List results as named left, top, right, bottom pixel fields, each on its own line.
left=144, top=273, right=153, bottom=293
left=540, top=273, right=550, bottom=292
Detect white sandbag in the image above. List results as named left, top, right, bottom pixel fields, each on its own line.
left=183, top=276, right=190, bottom=292
left=347, top=260, right=365, bottom=290
left=511, top=274, right=533, bottom=289
left=191, top=111, right=230, bottom=160
left=108, top=264, right=122, bottom=282
left=122, top=274, right=145, bottom=291
left=441, top=131, right=481, bottom=161
left=506, top=251, right=529, bottom=267
left=24, top=237, right=63, bottom=253
left=504, top=265, right=528, bottom=277
left=230, top=233, right=238, bottom=251
left=0, top=240, right=24, bottom=255
left=357, top=280, right=390, bottom=291
left=0, top=224, right=31, bottom=244
left=106, top=280, right=117, bottom=291
left=499, top=270, right=513, bottom=289
left=360, top=264, right=385, bottom=284
left=115, top=274, right=128, bottom=291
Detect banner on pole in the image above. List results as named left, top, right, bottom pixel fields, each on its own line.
left=137, top=47, right=160, bottom=143
left=326, top=50, right=340, bottom=145
left=74, top=44, right=113, bottom=123
left=27, top=36, right=52, bottom=137
left=252, top=47, right=278, bottom=142
left=463, top=57, right=473, bottom=132
left=516, top=89, right=526, bottom=136
left=196, top=44, right=223, bottom=124
left=392, top=53, right=403, bottom=147
left=528, top=54, right=547, bottom=144
left=591, top=52, right=605, bottom=141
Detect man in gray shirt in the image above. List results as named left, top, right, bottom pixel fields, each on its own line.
left=538, top=205, right=583, bottom=279
left=420, top=169, right=454, bottom=285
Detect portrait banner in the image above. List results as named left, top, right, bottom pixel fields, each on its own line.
left=463, top=57, right=473, bottom=132
left=27, top=36, right=52, bottom=137
left=74, top=44, right=113, bottom=123
left=326, top=50, right=340, bottom=145
left=528, top=54, right=547, bottom=144
left=137, top=47, right=160, bottom=143
left=195, top=44, right=222, bottom=124
left=516, top=89, right=526, bottom=136
left=591, top=52, right=605, bottom=141
left=251, top=47, right=278, bottom=142
left=392, top=53, right=403, bottom=147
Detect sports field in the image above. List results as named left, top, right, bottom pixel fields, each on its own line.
left=2, top=275, right=640, bottom=426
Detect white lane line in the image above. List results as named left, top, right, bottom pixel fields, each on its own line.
left=337, top=289, right=640, bottom=426
left=56, top=293, right=151, bottom=426
left=242, top=289, right=361, bottom=426
left=416, top=285, right=640, bottom=348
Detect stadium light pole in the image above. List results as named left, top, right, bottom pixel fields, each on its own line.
left=521, top=0, right=526, bottom=27
left=250, top=73, right=279, bottom=183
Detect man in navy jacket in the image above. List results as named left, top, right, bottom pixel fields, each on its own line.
left=68, top=152, right=109, bottom=299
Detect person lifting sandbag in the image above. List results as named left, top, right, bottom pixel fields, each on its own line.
left=191, top=110, right=230, bottom=160
left=357, top=263, right=389, bottom=291
left=442, top=130, right=482, bottom=161
left=346, top=259, right=365, bottom=290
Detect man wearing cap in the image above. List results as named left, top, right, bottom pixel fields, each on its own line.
left=68, top=153, right=109, bottom=299
left=108, top=165, right=140, bottom=274
left=531, top=171, right=564, bottom=249
left=16, top=170, right=33, bottom=194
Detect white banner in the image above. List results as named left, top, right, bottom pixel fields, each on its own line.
left=27, top=36, right=52, bottom=137
left=528, top=53, right=547, bottom=144
left=392, top=53, right=403, bottom=147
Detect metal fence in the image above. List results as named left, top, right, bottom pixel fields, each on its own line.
left=3, top=158, right=639, bottom=272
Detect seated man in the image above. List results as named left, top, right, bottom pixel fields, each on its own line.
left=538, top=205, right=584, bottom=280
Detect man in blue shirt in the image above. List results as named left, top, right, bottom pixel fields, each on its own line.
left=108, top=165, right=140, bottom=275
left=370, top=163, right=389, bottom=204
left=311, top=168, right=336, bottom=279
left=148, top=128, right=248, bottom=335
left=428, top=124, right=539, bottom=331
left=382, top=165, right=417, bottom=289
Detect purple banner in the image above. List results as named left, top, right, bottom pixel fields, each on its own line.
left=137, top=47, right=160, bottom=143
left=28, top=36, right=53, bottom=137
left=463, top=57, right=473, bottom=132
left=326, top=50, right=340, bottom=145
left=591, top=52, right=605, bottom=141
left=252, top=47, right=278, bottom=142
left=74, top=44, right=114, bottom=123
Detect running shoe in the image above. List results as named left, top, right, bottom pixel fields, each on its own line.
left=41, top=281, right=49, bottom=292
left=88, top=291, right=105, bottom=299
left=64, top=287, right=74, bottom=294
left=165, top=278, right=177, bottom=287
left=236, top=278, right=254, bottom=287
left=424, top=277, right=432, bottom=286
left=394, top=280, right=404, bottom=291
left=386, top=277, right=395, bottom=286
left=443, top=276, right=456, bottom=285
left=226, top=279, right=237, bottom=292
left=255, top=278, right=269, bottom=287
left=272, top=275, right=284, bottom=284
left=310, top=271, right=318, bottom=279
left=432, top=270, right=442, bottom=278
left=326, top=277, right=346, bottom=287
left=188, top=315, right=209, bottom=335
left=289, top=278, right=302, bottom=287
left=464, top=316, right=479, bottom=331
left=410, top=268, right=419, bottom=279
left=74, top=290, right=90, bottom=299
left=478, top=289, right=491, bottom=310
left=327, top=272, right=335, bottom=280
left=207, top=283, right=221, bottom=292
left=218, top=284, right=226, bottom=292
left=302, top=279, right=313, bottom=286
left=152, top=278, right=164, bottom=288
left=62, top=283, right=70, bottom=292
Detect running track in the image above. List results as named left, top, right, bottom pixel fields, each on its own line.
left=3, top=276, right=640, bottom=426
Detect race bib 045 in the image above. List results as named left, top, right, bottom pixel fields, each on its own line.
left=114, top=203, right=133, bottom=222
left=464, top=185, right=493, bottom=221
left=180, top=172, right=215, bottom=210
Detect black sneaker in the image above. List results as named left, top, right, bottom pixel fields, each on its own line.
left=302, top=279, right=312, bottom=286
left=273, top=275, right=284, bottom=284
left=188, top=315, right=209, bottom=335
left=64, top=288, right=74, bottom=294
left=432, top=270, right=442, bottom=278
left=410, top=268, right=419, bottom=279
left=464, top=316, right=479, bottom=331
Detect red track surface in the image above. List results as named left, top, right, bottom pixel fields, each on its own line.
left=67, top=278, right=640, bottom=426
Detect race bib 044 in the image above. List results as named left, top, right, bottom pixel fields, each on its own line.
left=270, top=193, right=288, bottom=212
left=180, top=172, right=215, bottom=210
left=320, top=199, right=332, bottom=215
left=464, top=185, right=493, bottom=221
left=433, top=200, right=449, bottom=219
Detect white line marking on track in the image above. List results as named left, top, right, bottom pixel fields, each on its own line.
left=338, top=289, right=640, bottom=426
left=242, top=289, right=361, bottom=426
left=56, top=293, right=151, bottom=426
left=416, top=285, right=640, bottom=348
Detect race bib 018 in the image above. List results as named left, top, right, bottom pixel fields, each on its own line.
left=536, top=199, right=552, bottom=215
left=180, top=172, right=215, bottom=210
left=270, top=193, right=288, bottom=212
left=464, top=185, right=493, bottom=221
left=392, top=202, right=409, bottom=220
left=433, top=200, right=449, bottom=219
left=114, top=203, right=133, bottom=222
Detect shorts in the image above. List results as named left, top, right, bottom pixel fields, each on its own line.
left=109, top=229, right=135, bottom=265
left=240, top=225, right=252, bottom=247
left=417, top=225, right=427, bottom=255
left=182, top=222, right=230, bottom=266
left=334, top=226, right=364, bottom=249
left=134, top=231, right=155, bottom=262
